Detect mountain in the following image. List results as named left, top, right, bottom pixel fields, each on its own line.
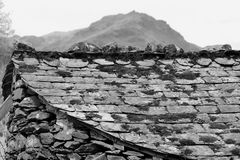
left=19, top=11, right=200, bottom=51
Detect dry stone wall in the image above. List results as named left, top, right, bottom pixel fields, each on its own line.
left=5, top=78, right=162, bottom=160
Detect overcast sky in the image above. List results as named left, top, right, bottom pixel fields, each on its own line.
left=3, top=0, right=240, bottom=49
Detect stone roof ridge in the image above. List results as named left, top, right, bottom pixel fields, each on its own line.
left=12, top=42, right=240, bottom=61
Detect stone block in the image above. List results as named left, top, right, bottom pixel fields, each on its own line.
left=136, top=60, right=155, bottom=67
left=107, top=155, right=126, bottom=160
left=94, top=59, right=114, bottom=65
left=215, top=58, right=236, bottom=66
left=39, top=133, right=54, bottom=145
left=196, top=106, right=218, bottom=113
left=183, top=145, right=214, bottom=156
left=167, top=106, right=197, bottom=114
left=197, top=58, right=212, bottom=66
left=13, top=88, right=25, bottom=101
left=26, top=135, right=42, bottom=148
left=218, top=105, right=240, bottom=113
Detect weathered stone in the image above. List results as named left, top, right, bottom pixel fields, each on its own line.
left=105, top=150, right=121, bottom=154
left=67, top=111, right=86, bottom=120
left=196, top=106, right=218, bottom=113
left=176, top=58, right=194, bottom=66
left=163, top=44, right=177, bottom=54
left=27, top=111, right=51, bottom=121
left=62, top=58, right=89, bottom=68
left=208, top=70, right=229, bottom=77
left=203, top=77, right=222, bottom=84
left=53, top=141, right=64, bottom=148
left=8, top=134, right=26, bottom=153
left=85, top=153, right=107, bottom=160
left=127, top=156, right=141, bottom=160
left=107, top=155, right=126, bottom=160
left=23, top=57, right=39, bottom=65
left=50, top=148, right=72, bottom=154
left=43, top=59, right=60, bottom=67
left=136, top=60, right=155, bottom=67
left=183, top=146, right=214, bottom=156
left=91, top=140, right=115, bottom=150
left=215, top=58, right=236, bottom=66
left=75, top=143, right=104, bottom=153
left=196, top=58, right=212, bottom=66
left=54, top=130, right=73, bottom=141
left=39, top=133, right=54, bottom=145
left=26, top=135, right=42, bottom=148
left=167, top=106, right=197, bottom=114
left=123, top=97, right=153, bottom=106
left=209, top=114, right=237, bottom=122
left=56, top=154, right=68, bottom=160
left=13, top=88, right=25, bottom=101
left=64, top=141, right=81, bottom=149
left=116, top=60, right=130, bottom=65
left=94, top=59, right=114, bottom=65
left=100, top=122, right=126, bottom=132
left=52, top=104, right=75, bottom=112
left=123, top=151, right=144, bottom=157
left=68, top=153, right=82, bottom=160
left=221, top=133, right=240, bottom=144
left=114, top=143, right=124, bottom=151
left=72, top=130, right=89, bottom=140
left=17, top=151, right=33, bottom=160
left=90, top=131, right=107, bottom=141
left=14, top=108, right=26, bottom=119
left=19, top=122, right=39, bottom=134
left=218, top=105, right=240, bottom=113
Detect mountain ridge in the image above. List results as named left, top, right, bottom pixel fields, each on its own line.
left=19, top=11, right=201, bottom=51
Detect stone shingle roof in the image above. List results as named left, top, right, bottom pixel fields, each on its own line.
left=9, top=44, right=240, bottom=159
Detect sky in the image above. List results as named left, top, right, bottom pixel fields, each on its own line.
left=3, top=0, right=240, bottom=49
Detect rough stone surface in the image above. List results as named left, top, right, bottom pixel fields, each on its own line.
left=4, top=45, right=240, bottom=160
left=215, top=58, right=236, bottom=66
left=197, top=58, right=212, bottom=66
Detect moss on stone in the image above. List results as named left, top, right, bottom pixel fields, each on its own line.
left=176, top=71, right=200, bottom=80
left=179, top=139, right=195, bottom=145
left=147, top=125, right=172, bottom=136
left=225, top=139, right=236, bottom=144
left=225, top=89, right=235, bottom=93
left=141, top=90, right=158, bottom=95
left=86, top=89, right=99, bottom=92
left=199, top=136, right=218, bottom=143
left=231, top=148, right=240, bottom=156
left=69, top=99, right=82, bottom=105
left=230, top=129, right=240, bottom=133
left=121, top=124, right=130, bottom=130
left=111, top=114, right=123, bottom=121
left=104, top=81, right=123, bottom=88
left=85, top=113, right=102, bottom=120
left=209, top=144, right=222, bottom=152
left=209, top=123, right=228, bottom=129
left=158, top=113, right=197, bottom=122
left=127, top=114, right=146, bottom=122
left=136, top=105, right=150, bottom=111
left=209, top=116, right=218, bottom=122
left=56, top=70, right=72, bottom=78
left=183, top=148, right=193, bottom=155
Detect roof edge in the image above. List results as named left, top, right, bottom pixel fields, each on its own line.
left=12, top=42, right=240, bottom=60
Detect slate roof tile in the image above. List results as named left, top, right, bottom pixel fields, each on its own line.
left=10, top=48, right=240, bottom=159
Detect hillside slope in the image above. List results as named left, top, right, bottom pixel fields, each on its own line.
left=20, top=11, right=200, bottom=51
